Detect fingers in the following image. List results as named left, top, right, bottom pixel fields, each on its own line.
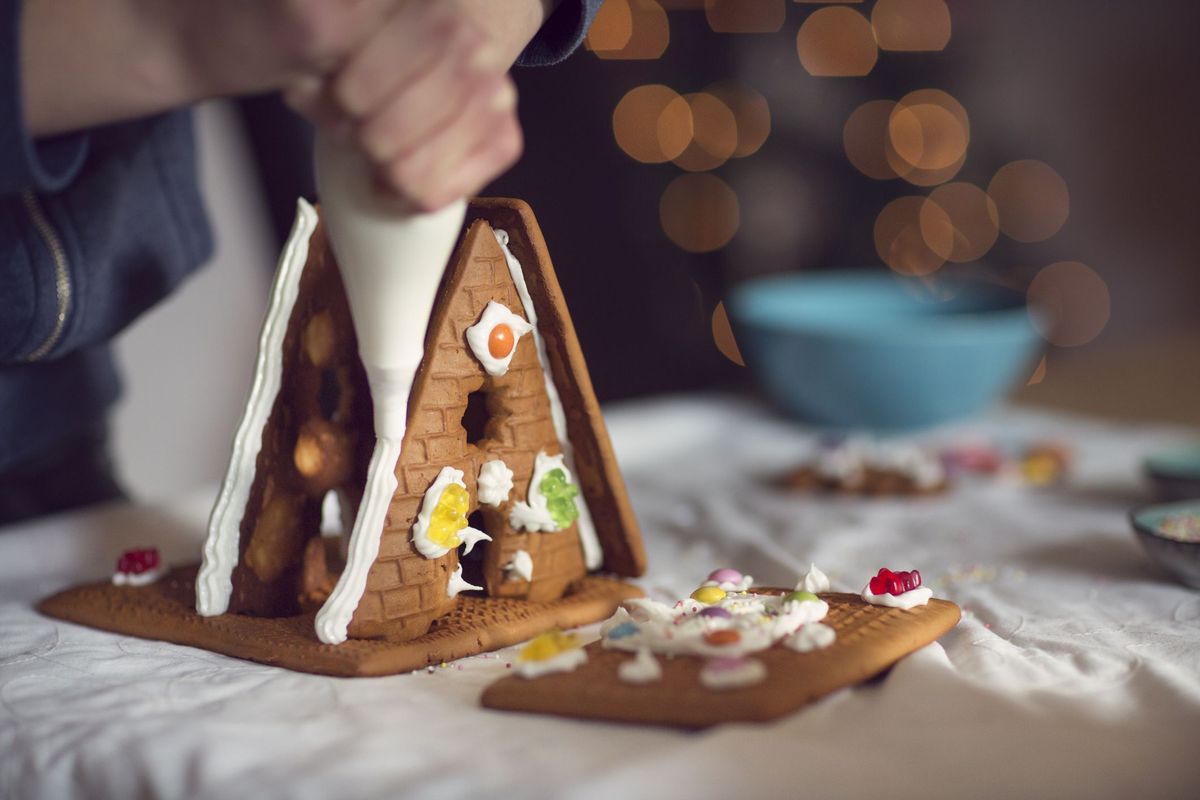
left=377, top=76, right=523, bottom=210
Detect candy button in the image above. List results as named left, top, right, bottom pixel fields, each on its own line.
left=488, top=324, right=515, bottom=359
left=703, top=629, right=741, bottom=646
left=691, top=586, right=727, bottom=605
left=607, top=621, right=639, bottom=640
left=707, top=568, right=743, bottom=585
left=699, top=607, right=733, bottom=619
left=783, top=590, right=819, bottom=604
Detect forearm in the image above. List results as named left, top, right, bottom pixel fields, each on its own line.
left=20, top=0, right=203, bottom=137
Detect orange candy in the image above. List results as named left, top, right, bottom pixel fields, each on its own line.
left=703, top=629, right=742, bottom=647
left=488, top=324, right=515, bottom=358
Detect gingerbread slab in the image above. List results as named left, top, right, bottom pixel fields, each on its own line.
left=39, top=564, right=642, bottom=677
left=481, top=592, right=960, bottom=728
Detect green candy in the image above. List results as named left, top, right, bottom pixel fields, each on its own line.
left=540, top=468, right=580, bottom=529
left=784, top=590, right=819, bottom=604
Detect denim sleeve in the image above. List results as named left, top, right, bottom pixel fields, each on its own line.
left=0, top=0, right=89, bottom=195
left=516, top=0, right=604, bottom=67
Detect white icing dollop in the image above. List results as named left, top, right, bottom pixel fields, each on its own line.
left=112, top=563, right=169, bottom=587
left=446, top=564, right=483, bottom=598
left=861, top=584, right=933, bottom=609
left=509, top=451, right=575, bottom=533
left=785, top=622, right=836, bottom=652
left=477, top=459, right=514, bottom=506
left=514, top=647, right=588, bottom=679
left=617, top=648, right=662, bottom=684
left=411, top=467, right=491, bottom=560
left=773, top=597, right=830, bottom=638
left=815, top=439, right=868, bottom=483
left=703, top=575, right=755, bottom=592
left=798, top=563, right=830, bottom=594
left=465, top=300, right=533, bottom=377
left=504, top=550, right=534, bottom=582
left=878, top=443, right=945, bottom=489
left=700, top=657, right=766, bottom=690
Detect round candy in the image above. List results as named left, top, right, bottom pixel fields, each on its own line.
left=707, top=568, right=743, bottom=584
left=699, top=607, right=733, bottom=619
left=783, top=590, right=819, bottom=604
left=488, top=323, right=515, bottom=358
left=703, top=629, right=742, bottom=646
left=691, top=586, right=727, bottom=605
left=607, top=621, right=639, bottom=640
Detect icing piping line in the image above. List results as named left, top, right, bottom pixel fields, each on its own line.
left=493, top=229, right=602, bottom=570
left=196, top=199, right=317, bottom=616
left=315, top=436, right=401, bottom=644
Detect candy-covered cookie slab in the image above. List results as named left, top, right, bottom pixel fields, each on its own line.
left=39, top=199, right=646, bottom=677
left=482, top=568, right=960, bottom=728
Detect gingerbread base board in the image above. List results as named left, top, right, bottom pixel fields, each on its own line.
left=481, top=592, right=960, bottom=728
left=38, top=565, right=643, bottom=677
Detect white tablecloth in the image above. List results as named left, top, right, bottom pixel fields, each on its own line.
left=2, top=396, right=1197, bottom=799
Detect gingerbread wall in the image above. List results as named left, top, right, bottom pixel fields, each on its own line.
left=346, top=220, right=586, bottom=642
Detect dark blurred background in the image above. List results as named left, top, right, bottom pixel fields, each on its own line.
left=244, top=0, right=1200, bottom=421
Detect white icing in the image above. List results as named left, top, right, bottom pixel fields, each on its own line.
left=315, top=436, right=401, bottom=644
left=599, top=606, right=634, bottom=635
left=411, top=467, right=491, bottom=559
left=319, top=490, right=342, bottom=536
left=785, top=622, right=837, bottom=652
left=816, top=439, right=867, bottom=484
left=798, top=563, right=830, bottom=594
left=477, top=459, right=514, bottom=506
left=700, top=658, right=766, bottom=690
left=607, top=588, right=829, bottom=660
left=112, top=563, right=169, bottom=587
left=514, top=646, right=587, bottom=679
left=493, top=230, right=602, bottom=570
left=877, top=443, right=945, bottom=489
left=861, top=584, right=933, bottom=609
left=618, top=649, right=662, bottom=684
left=509, top=451, right=573, bottom=533
left=465, top=301, right=533, bottom=376
left=446, top=564, right=483, bottom=598
left=504, top=550, right=534, bottom=582
left=703, top=575, right=755, bottom=592
left=198, top=199, right=317, bottom=617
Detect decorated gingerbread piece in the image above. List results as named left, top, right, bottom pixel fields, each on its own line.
left=39, top=198, right=646, bottom=676
left=784, top=438, right=950, bottom=496
left=482, top=565, right=960, bottom=728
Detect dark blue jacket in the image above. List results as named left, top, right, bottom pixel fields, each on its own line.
left=0, top=0, right=600, bottom=471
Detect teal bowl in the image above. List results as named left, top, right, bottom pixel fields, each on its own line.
left=1129, top=500, right=1200, bottom=589
left=1143, top=446, right=1200, bottom=501
left=728, top=270, right=1043, bottom=430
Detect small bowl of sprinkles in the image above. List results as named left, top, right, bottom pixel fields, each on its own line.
left=1129, top=500, right=1200, bottom=589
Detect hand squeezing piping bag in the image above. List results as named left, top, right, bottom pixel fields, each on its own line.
left=311, top=134, right=466, bottom=644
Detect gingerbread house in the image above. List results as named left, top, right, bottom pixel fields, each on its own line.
left=194, top=197, right=644, bottom=646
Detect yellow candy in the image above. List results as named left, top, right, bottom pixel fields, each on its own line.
left=428, top=484, right=469, bottom=548
left=1020, top=454, right=1060, bottom=486
left=518, top=630, right=579, bottom=662
left=691, top=586, right=727, bottom=605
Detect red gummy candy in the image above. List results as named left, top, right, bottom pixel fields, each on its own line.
left=901, top=571, right=916, bottom=592
left=885, top=575, right=904, bottom=595
left=116, top=547, right=160, bottom=575
left=869, top=575, right=885, bottom=594
left=910, top=569, right=921, bottom=589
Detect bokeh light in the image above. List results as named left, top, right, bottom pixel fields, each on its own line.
left=711, top=302, right=746, bottom=366
left=844, top=100, right=901, bottom=180
left=1026, top=261, right=1110, bottom=347
left=660, top=173, right=741, bottom=253
left=885, top=89, right=968, bottom=185
left=988, top=160, right=1070, bottom=243
left=705, top=0, right=786, bottom=33
left=871, top=0, right=952, bottom=52
left=588, top=0, right=669, bottom=60
left=705, top=81, right=771, bottom=158
left=920, top=182, right=999, bottom=263
left=875, top=196, right=953, bottom=276
left=585, top=0, right=633, bottom=52
left=612, top=84, right=693, bottom=163
left=673, top=92, right=739, bottom=172
left=796, top=7, right=878, bottom=77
